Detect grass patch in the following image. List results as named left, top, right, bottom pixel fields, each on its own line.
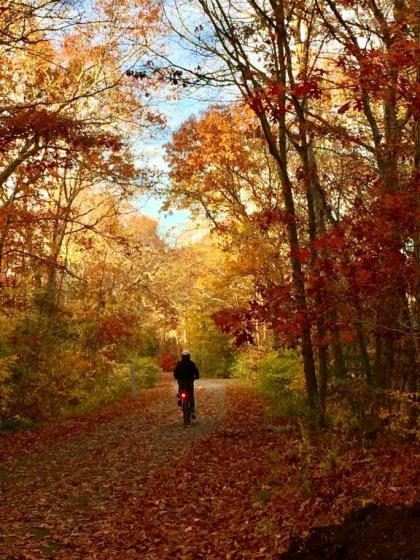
left=43, top=542, right=63, bottom=557
left=253, top=488, right=272, bottom=505
left=30, top=527, right=50, bottom=538
left=0, top=416, right=36, bottom=434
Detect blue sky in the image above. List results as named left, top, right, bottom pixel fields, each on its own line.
left=132, top=3, right=232, bottom=241
left=134, top=96, right=209, bottom=240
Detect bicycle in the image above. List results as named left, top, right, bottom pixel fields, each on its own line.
left=178, top=388, right=192, bottom=426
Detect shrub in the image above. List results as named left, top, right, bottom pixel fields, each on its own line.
left=0, top=415, right=36, bottom=433
left=0, top=314, right=18, bottom=417
left=233, top=348, right=309, bottom=419
left=58, top=358, right=131, bottom=417
left=326, top=378, right=382, bottom=436
left=257, top=350, right=302, bottom=396
left=0, top=354, right=16, bottom=415
left=131, top=355, right=161, bottom=388
left=8, top=314, right=92, bottom=418
left=326, top=379, right=419, bottom=441
left=158, top=352, right=178, bottom=372
left=257, top=350, right=310, bottom=419
left=231, top=347, right=264, bottom=381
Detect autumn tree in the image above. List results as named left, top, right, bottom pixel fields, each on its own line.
left=161, top=0, right=418, bottom=412
left=313, top=0, right=418, bottom=392
left=0, top=0, right=168, bottom=418
left=1, top=0, right=162, bottom=276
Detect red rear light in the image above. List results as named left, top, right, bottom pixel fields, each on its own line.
left=181, top=392, right=187, bottom=398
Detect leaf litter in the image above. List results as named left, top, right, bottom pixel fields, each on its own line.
left=0, top=377, right=418, bottom=559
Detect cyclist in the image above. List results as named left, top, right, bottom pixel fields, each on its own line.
left=174, top=350, right=199, bottom=419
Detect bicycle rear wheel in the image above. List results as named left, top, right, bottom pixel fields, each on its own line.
left=182, top=399, right=191, bottom=425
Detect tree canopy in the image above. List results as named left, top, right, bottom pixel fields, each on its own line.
left=0, top=0, right=418, bottom=432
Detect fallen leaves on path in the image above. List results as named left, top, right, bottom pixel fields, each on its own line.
left=1, top=379, right=418, bottom=559
left=0, top=385, right=166, bottom=467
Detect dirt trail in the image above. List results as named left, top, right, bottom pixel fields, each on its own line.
left=1, top=376, right=418, bottom=560
left=0, top=375, right=230, bottom=559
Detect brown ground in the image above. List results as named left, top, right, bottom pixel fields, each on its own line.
left=0, top=374, right=418, bottom=559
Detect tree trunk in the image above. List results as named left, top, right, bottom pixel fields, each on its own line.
left=331, top=328, right=346, bottom=378
left=374, top=307, right=387, bottom=387
left=354, top=298, right=372, bottom=382
left=300, top=144, right=329, bottom=409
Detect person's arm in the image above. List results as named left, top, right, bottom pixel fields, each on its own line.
left=174, top=363, right=180, bottom=380
left=193, top=363, right=200, bottom=380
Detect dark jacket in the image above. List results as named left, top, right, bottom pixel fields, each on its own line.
left=174, top=355, right=200, bottom=384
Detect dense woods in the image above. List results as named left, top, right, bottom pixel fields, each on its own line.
left=1, top=0, right=418, bottom=431
left=162, top=0, right=418, bottom=428
left=0, top=0, right=170, bottom=418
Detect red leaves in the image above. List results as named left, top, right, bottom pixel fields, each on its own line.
left=248, top=94, right=264, bottom=113
left=247, top=72, right=324, bottom=121
left=253, top=208, right=296, bottom=230
left=292, top=79, right=322, bottom=100
left=267, top=83, right=286, bottom=97
left=340, top=330, right=354, bottom=343
left=158, top=352, right=178, bottom=371
left=93, top=313, right=136, bottom=347
left=212, top=307, right=255, bottom=346
left=335, top=37, right=418, bottom=107
left=292, top=69, right=325, bottom=100
left=337, top=98, right=364, bottom=114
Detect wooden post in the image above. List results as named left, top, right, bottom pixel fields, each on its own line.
left=130, top=364, right=138, bottom=400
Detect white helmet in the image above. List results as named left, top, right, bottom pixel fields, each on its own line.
left=182, top=349, right=190, bottom=356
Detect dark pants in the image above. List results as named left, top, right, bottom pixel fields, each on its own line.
left=178, top=381, right=195, bottom=411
